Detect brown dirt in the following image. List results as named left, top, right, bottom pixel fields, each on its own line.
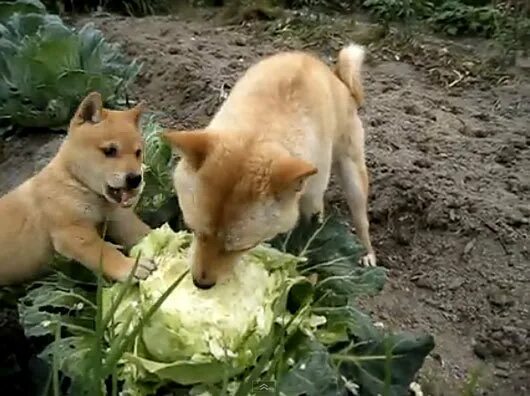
left=0, top=9, right=528, bottom=396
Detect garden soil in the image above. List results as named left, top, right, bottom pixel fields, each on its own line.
left=0, top=10, right=528, bottom=396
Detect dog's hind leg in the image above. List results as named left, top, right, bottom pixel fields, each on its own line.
left=334, top=115, right=376, bottom=267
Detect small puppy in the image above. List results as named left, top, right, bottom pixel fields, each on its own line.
left=0, top=92, right=156, bottom=285
left=164, top=44, right=375, bottom=289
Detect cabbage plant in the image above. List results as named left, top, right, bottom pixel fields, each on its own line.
left=103, top=225, right=312, bottom=386
left=0, top=0, right=140, bottom=130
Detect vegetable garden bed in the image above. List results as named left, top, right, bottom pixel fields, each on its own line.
left=0, top=1, right=434, bottom=395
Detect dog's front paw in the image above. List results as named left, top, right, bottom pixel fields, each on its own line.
left=132, top=257, right=158, bottom=280
left=360, top=252, right=376, bottom=267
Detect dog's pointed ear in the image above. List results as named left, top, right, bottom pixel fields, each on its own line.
left=271, top=156, right=318, bottom=196
left=73, top=92, right=103, bottom=124
left=162, top=129, right=216, bottom=170
left=129, top=100, right=146, bottom=126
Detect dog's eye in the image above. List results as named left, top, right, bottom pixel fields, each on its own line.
left=101, top=146, right=118, bottom=158
left=135, top=149, right=142, bottom=158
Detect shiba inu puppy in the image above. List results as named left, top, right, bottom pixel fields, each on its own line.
left=0, top=92, right=156, bottom=285
left=164, top=44, right=375, bottom=289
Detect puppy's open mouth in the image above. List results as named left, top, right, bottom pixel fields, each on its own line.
left=104, top=185, right=138, bottom=207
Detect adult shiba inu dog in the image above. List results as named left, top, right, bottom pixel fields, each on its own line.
left=164, top=44, right=375, bottom=289
left=0, top=92, right=156, bottom=285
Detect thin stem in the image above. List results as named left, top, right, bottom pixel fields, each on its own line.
left=53, top=323, right=61, bottom=396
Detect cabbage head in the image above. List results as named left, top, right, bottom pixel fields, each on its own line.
left=102, top=224, right=309, bottom=386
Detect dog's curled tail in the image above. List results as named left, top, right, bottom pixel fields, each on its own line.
left=335, top=43, right=365, bottom=107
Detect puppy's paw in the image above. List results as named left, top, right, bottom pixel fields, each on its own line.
left=132, top=257, right=158, bottom=280
left=360, top=252, right=376, bottom=267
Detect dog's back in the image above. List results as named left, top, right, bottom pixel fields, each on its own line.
left=210, top=51, right=355, bottom=150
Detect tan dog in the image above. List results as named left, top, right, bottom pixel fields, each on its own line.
left=164, top=44, right=375, bottom=289
left=0, top=92, right=156, bottom=285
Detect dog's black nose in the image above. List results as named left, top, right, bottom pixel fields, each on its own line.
left=193, top=277, right=215, bottom=290
left=125, top=173, right=142, bottom=189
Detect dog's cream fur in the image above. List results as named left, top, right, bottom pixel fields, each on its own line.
left=0, top=92, right=156, bottom=285
left=164, top=44, right=375, bottom=288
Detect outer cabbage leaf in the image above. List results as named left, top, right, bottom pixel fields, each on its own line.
left=277, top=339, right=346, bottom=396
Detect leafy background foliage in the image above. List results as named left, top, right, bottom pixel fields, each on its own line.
left=224, top=0, right=529, bottom=53
left=41, top=0, right=174, bottom=15
left=0, top=0, right=140, bottom=132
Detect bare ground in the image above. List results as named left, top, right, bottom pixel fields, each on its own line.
left=0, top=9, right=528, bottom=396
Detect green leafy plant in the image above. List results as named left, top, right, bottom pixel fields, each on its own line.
left=136, top=117, right=175, bottom=216
left=429, top=1, right=501, bottom=36
left=285, top=0, right=355, bottom=12
left=0, top=0, right=140, bottom=131
left=363, top=0, right=434, bottom=21
left=0, top=0, right=45, bottom=21
left=358, top=0, right=529, bottom=50
left=42, top=0, right=174, bottom=16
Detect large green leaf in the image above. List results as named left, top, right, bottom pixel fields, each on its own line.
left=1, top=13, right=63, bottom=41
left=40, top=335, right=97, bottom=396
left=335, top=331, right=435, bottom=396
left=271, top=215, right=387, bottom=305
left=278, top=340, right=346, bottom=396
left=18, top=259, right=98, bottom=338
left=0, top=0, right=45, bottom=23
left=272, top=215, right=434, bottom=395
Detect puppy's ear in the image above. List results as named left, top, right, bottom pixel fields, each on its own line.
left=129, top=100, right=146, bottom=126
left=162, top=129, right=216, bottom=170
left=73, top=92, right=103, bottom=125
left=271, top=156, right=318, bottom=197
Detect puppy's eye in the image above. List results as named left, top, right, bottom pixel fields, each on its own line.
left=135, top=149, right=142, bottom=158
left=101, top=146, right=118, bottom=158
